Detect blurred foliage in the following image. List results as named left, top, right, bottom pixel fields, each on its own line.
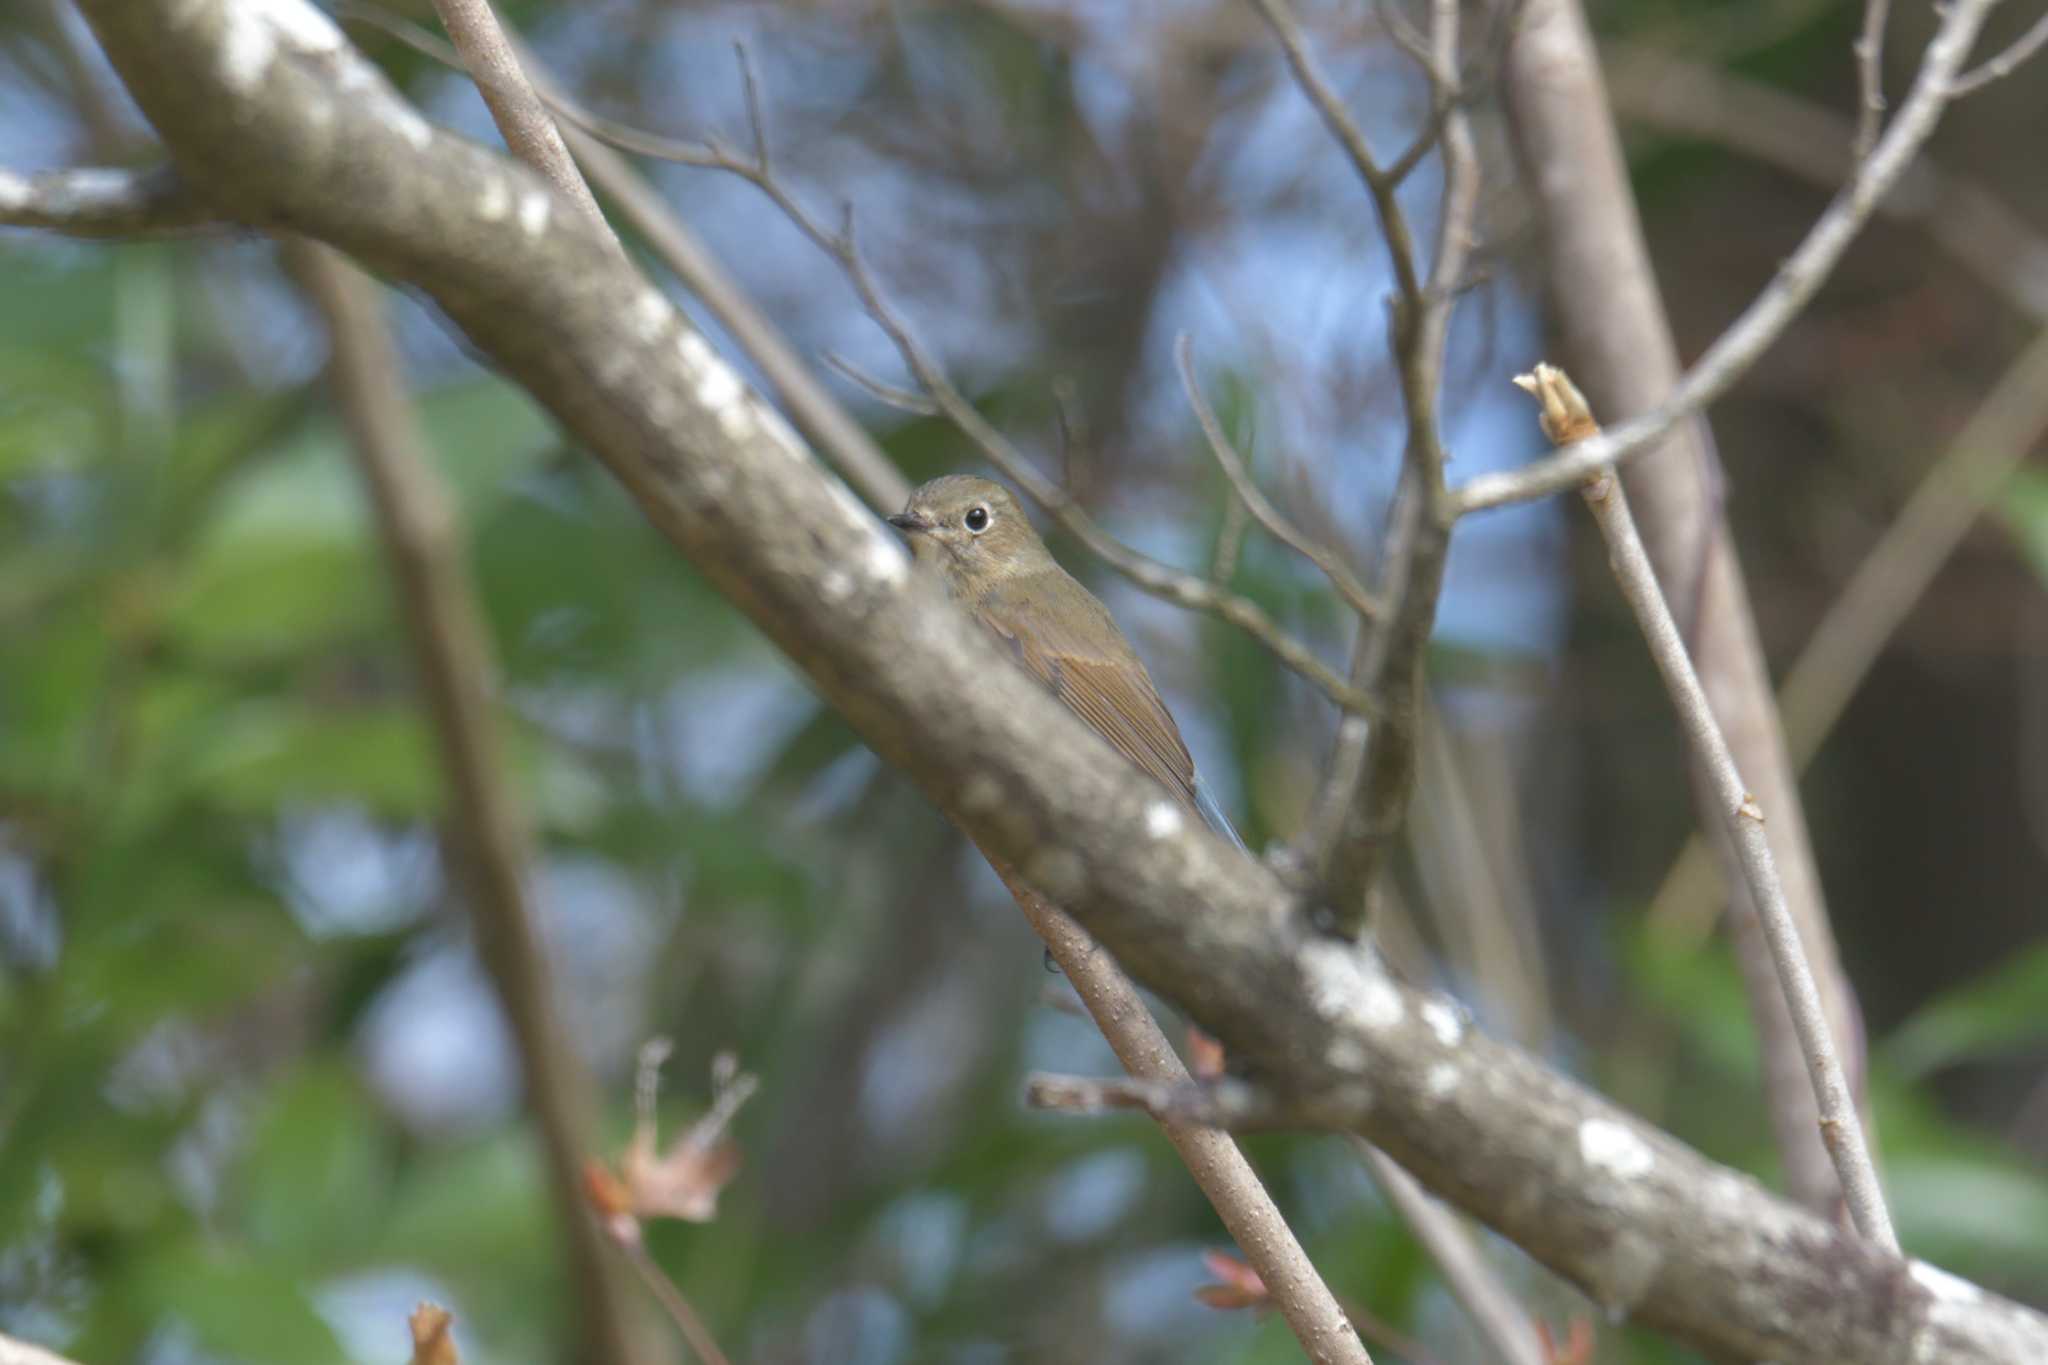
left=4, top=1, right=2047, bottom=1364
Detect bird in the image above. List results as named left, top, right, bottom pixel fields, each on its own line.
left=885, top=474, right=1244, bottom=849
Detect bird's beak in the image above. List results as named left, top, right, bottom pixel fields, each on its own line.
left=886, top=512, right=929, bottom=533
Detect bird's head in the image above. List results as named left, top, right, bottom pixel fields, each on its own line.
left=886, top=475, right=1051, bottom=594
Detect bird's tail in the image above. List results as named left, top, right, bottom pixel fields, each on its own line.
left=1194, top=772, right=1250, bottom=856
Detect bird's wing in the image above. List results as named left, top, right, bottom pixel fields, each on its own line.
left=974, top=572, right=1199, bottom=811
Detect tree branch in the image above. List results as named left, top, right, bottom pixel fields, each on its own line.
left=1461, top=0, right=2003, bottom=513
left=425, top=0, right=615, bottom=250
left=1499, top=0, right=1881, bottom=1215
left=336, top=1, right=913, bottom=515
left=286, top=240, right=652, bottom=1365
left=1515, top=364, right=1898, bottom=1249
left=1606, top=45, right=2048, bottom=324
left=1351, top=1139, right=1547, bottom=1365
left=59, top=3, right=2048, bottom=1358
left=1277, top=0, right=1477, bottom=939
left=1000, top=867, right=1371, bottom=1365
left=1950, top=6, right=2048, bottom=95
left=0, top=163, right=213, bottom=236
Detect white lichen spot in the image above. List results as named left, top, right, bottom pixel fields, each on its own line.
left=1302, top=939, right=1405, bottom=1033
left=1144, top=802, right=1184, bottom=839
left=1420, top=998, right=1464, bottom=1047
left=631, top=289, right=674, bottom=343
left=1026, top=848, right=1086, bottom=902
left=0, top=171, right=29, bottom=211
left=262, top=0, right=346, bottom=53
left=959, top=774, right=1004, bottom=813
left=1326, top=1036, right=1367, bottom=1073
left=1424, top=1063, right=1460, bottom=1099
left=714, top=401, right=756, bottom=444
left=383, top=105, right=433, bottom=150
left=218, top=7, right=278, bottom=95
left=818, top=568, right=855, bottom=604
left=476, top=178, right=511, bottom=222
left=516, top=190, right=552, bottom=237
left=865, top=536, right=908, bottom=587
left=694, top=358, right=742, bottom=413
left=1578, top=1118, right=1655, bottom=1181
left=1910, top=1261, right=1981, bottom=1306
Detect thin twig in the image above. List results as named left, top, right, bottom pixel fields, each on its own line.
left=336, top=1, right=914, bottom=514
left=426, top=0, right=617, bottom=251
left=1024, top=1072, right=1276, bottom=1127
left=1606, top=45, right=2048, bottom=323
left=1249, top=0, right=1425, bottom=311
left=1352, top=1140, right=1548, bottom=1365
left=1851, top=0, right=1891, bottom=159
left=1515, top=364, right=1898, bottom=1251
left=992, top=859, right=1373, bottom=1365
left=524, top=45, right=1379, bottom=717
left=0, top=164, right=214, bottom=237
left=618, top=1239, right=735, bottom=1365
left=287, top=242, right=652, bottom=1365
left=1458, top=0, right=2003, bottom=514
left=1950, top=6, right=2048, bottom=95
left=1175, top=333, right=1383, bottom=621
left=1286, top=0, right=1477, bottom=937
left=1650, top=325, right=2048, bottom=943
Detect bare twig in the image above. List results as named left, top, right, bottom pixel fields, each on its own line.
left=1282, top=0, right=1478, bottom=938
left=1024, top=1071, right=1276, bottom=1127
left=1515, top=364, right=1898, bottom=1251
left=1851, top=0, right=1891, bottom=159
left=70, top=3, right=2048, bottom=1349
left=1248, top=0, right=1426, bottom=310
left=1352, top=1140, right=1548, bottom=1365
left=1460, top=0, right=2003, bottom=513
left=1606, top=46, right=2048, bottom=323
left=336, top=1, right=914, bottom=514
left=1651, top=325, right=2048, bottom=943
left=616, top=1240, right=735, bottom=1365
left=287, top=242, right=651, bottom=1365
left=1175, top=333, right=1383, bottom=621
left=995, top=862, right=1373, bottom=1365
left=0, top=164, right=214, bottom=237
left=426, top=0, right=616, bottom=251
left=1503, top=0, right=1869, bottom=1214
left=523, top=46, right=1378, bottom=718
left=1950, top=7, right=2048, bottom=94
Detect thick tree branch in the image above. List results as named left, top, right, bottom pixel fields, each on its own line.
left=59, top=3, right=2048, bottom=1359
left=0, top=1332, right=84, bottom=1365
left=334, top=1, right=913, bottom=515
left=287, top=241, right=651, bottom=1365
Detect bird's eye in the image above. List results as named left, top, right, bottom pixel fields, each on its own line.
left=965, top=506, right=990, bottom=533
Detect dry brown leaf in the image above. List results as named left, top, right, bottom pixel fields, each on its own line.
left=407, top=1302, right=459, bottom=1365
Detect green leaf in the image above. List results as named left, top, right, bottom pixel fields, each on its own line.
left=2002, top=467, right=2048, bottom=584
left=133, top=1244, right=352, bottom=1365
left=240, top=1064, right=392, bottom=1266
left=1881, top=941, right=2048, bottom=1080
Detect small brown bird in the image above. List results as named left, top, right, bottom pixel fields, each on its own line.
left=887, top=474, right=1239, bottom=843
